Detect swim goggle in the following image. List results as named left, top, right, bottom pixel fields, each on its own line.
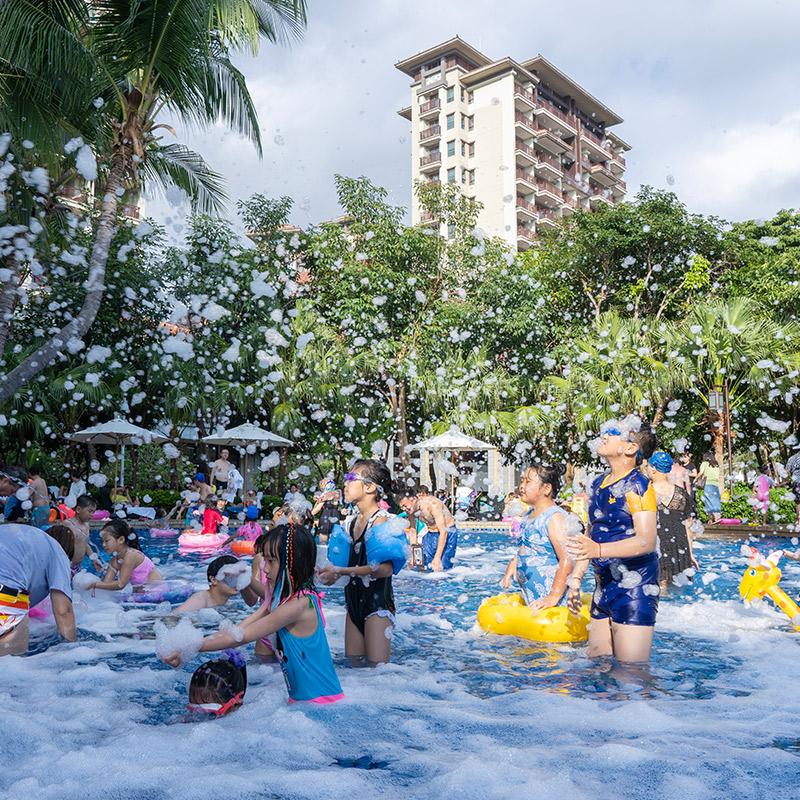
left=344, top=473, right=384, bottom=495
left=186, top=691, right=244, bottom=717
left=602, top=428, right=643, bottom=464
left=0, top=471, right=24, bottom=486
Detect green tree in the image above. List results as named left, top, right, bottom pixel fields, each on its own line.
left=0, top=0, right=307, bottom=402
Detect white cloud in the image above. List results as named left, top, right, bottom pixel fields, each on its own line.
left=145, top=0, right=800, bottom=236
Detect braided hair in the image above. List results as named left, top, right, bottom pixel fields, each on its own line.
left=258, top=523, right=316, bottom=607
left=189, top=650, right=247, bottom=708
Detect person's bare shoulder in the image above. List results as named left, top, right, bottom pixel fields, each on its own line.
left=175, top=590, right=211, bottom=613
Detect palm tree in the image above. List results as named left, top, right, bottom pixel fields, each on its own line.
left=0, top=0, right=307, bottom=403
left=542, top=311, right=677, bottom=435
left=667, top=297, right=800, bottom=472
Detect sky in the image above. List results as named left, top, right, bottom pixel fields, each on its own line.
left=147, top=0, right=800, bottom=233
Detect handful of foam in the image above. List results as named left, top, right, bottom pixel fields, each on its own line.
left=327, top=516, right=411, bottom=575
left=155, top=617, right=203, bottom=665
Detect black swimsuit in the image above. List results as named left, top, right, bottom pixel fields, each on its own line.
left=343, top=512, right=396, bottom=634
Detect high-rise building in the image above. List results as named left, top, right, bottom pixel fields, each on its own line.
left=396, top=36, right=630, bottom=251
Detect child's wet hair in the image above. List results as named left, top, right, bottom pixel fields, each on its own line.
left=101, top=518, right=142, bottom=550
left=75, top=494, right=97, bottom=510
left=46, top=524, right=75, bottom=561
left=189, top=652, right=247, bottom=711
left=629, top=423, right=657, bottom=462
left=523, top=463, right=566, bottom=498
left=350, top=459, right=398, bottom=512
left=207, top=554, right=239, bottom=582
left=258, top=524, right=316, bottom=602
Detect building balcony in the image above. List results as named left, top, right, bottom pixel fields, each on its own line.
left=561, top=195, right=583, bottom=215
left=535, top=128, right=571, bottom=155
left=589, top=191, right=614, bottom=208
left=514, top=83, right=536, bottom=111
left=514, top=112, right=537, bottom=136
left=516, top=196, right=538, bottom=221
left=610, top=180, right=626, bottom=198
left=419, top=97, right=441, bottom=119
left=419, top=151, right=442, bottom=171
left=515, top=168, right=536, bottom=189
left=580, top=132, right=613, bottom=162
left=534, top=150, right=563, bottom=180
left=562, top=171, right=591, bottom=195
left=515, top=138, right=538, bottom=167
left=535, top=101, right=577, bottom=135
left=609, top=152, right=626, bottom=173
left=537, top=208, right=559, bottom=229
left=420, top=124, right=441, bottom=142
left=517, top=225, right=535, bottom=250
left=589, top=163, right=617, bottom=187
left=419, top=210, right=438, bottom=224
left=534, top=179, right=562, bottom=207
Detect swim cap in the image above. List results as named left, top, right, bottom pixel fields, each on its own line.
left=245, top=505, right=259, bottom=520
left=194, top=473, right=205, bottom=482
left=648, top=452, right=673, bottom=473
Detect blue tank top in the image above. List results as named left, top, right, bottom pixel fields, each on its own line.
left=276, top=593, right=344, bottom=703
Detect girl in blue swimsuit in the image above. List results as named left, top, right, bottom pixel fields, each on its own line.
left=162, top=524, right=343, bottom=704
left=502, top=463, right=574, bottom=611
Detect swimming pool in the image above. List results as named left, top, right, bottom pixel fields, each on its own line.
left=4, top=527, right=800, bottom=799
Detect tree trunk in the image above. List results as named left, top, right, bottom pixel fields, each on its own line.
left=0, top=253, right=21, bottom=357
left=0, top=156, right=128, bottom=403
left=388, top=379, right=410, bottom=471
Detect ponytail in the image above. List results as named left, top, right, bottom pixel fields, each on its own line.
left=102, top=518, right=142, bottom=551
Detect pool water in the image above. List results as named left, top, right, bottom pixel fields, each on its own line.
left=4, top=528, right=800, bottom=799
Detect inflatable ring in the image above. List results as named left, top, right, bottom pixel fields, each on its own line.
left=178, top=531, right=227, bottom=549
left=478, top=592, right=591, bottom=643
left=150, top=527, right=179, bottom=537
left=231, top=539, right=255, bottom=555
left=117, top=580, right=195, bottom=605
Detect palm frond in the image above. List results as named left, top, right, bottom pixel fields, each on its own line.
left=142, top=143, right=228, bottom=214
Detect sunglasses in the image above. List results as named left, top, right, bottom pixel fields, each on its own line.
left=186, top=691, right=243, bottom=717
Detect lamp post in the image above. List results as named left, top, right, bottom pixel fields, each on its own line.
left=708, top=383, right=735, bottom=494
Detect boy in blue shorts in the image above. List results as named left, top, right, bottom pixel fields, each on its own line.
left=567, top=419, right=659, bottom=665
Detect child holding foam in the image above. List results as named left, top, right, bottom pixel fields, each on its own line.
left=162, top=524, right=343, bottom=704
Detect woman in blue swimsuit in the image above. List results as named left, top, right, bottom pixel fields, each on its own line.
left=502, top=463, right=573, bottom=611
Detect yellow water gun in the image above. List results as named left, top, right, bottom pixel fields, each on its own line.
left=739, top=546, right=800, bottom=630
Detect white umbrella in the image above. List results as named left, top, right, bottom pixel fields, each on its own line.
left=411, top=427, right=497, bottom=500
left=67, top=420, right=167, bottom=485
left=202, top=423, right=293, bottom=496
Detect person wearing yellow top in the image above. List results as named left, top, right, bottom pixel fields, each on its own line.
left=567, top=420, right=660, bottom=665
left=697, top=452, right=723, bottom=523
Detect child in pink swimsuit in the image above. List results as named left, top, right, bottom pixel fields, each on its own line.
left=88, top=520, right=163, bottom=592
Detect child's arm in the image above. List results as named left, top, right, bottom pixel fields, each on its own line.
left=90, top=553, right=139, bottom=591
left=528, top=513, right=571, bottom=610
left=317, top=560, right=393, bottom=584
left=501, top=555, right=517, bottom=589
left=161, top=597, right=306, bottom=667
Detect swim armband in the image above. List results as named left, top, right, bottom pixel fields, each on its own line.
left=365, top=520, right=411, bottom=575
left=326, top=524, right=350, bottom=568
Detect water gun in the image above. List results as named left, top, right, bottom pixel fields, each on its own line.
left=739, top=546, right=800, bottom=630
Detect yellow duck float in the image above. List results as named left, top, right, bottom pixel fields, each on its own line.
left=739, top=546, right=800, bottom=630
left=477, top=592, right=592, bottom=643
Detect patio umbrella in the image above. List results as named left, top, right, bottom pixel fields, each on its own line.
left=410, top=427, right=497, bottom=502
left=202, top=423, right=294, bottom=497
left=66, top=420, right=167, bottom=486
